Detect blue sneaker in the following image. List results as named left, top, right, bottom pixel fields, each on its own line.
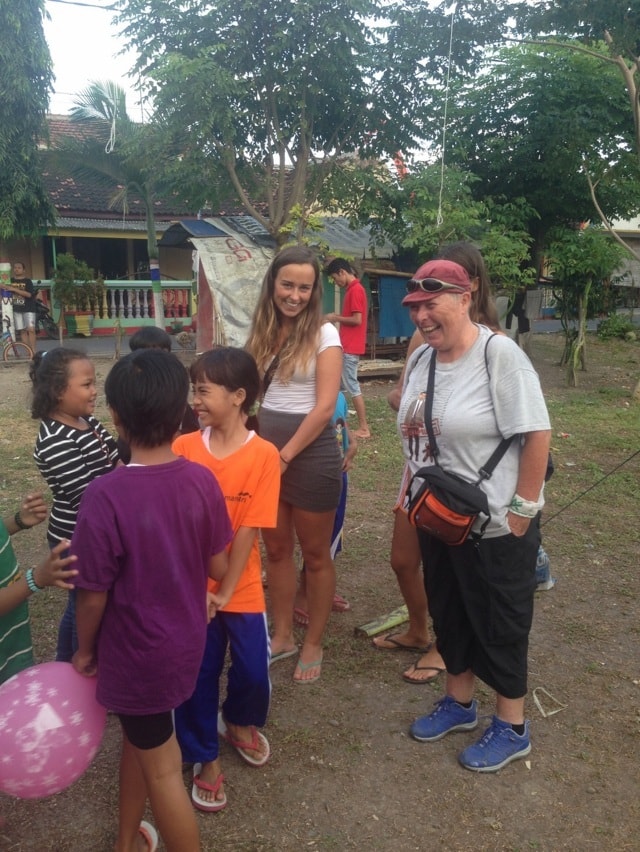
left=459, top=716, right=531, bottom=772
left=410, top=695, right=478, bottom=742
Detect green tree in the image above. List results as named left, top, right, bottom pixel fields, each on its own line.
left=0, top=1, right=54, bottom=247
left=52, top=81, right=166, bottom=327
left=513, top=1, right=640, bottom=256
left=114, top=0, right=495, bottom=245
left=546, top=226, right=625, bottom=386
left=443, top=43, right=640, bottom=273
left=322, top=160, right=486, bottom=264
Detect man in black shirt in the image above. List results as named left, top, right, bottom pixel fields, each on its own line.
left=8, top=261, right=37, bottom=352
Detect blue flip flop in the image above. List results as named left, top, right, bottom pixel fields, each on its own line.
left=293, top=655, right=322, bottom=684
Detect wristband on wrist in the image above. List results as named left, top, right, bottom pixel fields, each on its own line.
left=25, top=568, right=43, bottom=594
left=14, top=511, right=32, bottom=530
left=508, top=493, right=543, bottom=518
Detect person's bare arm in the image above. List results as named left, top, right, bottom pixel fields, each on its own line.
left=73, top=589, right=108, bottom=677
left=208, top=549, right=229, bottom=582
left=0, top=541, right=77, bottom=616
left=388, top=329, right=424, bottom=411
left=279, top=344, right=342, bottom=468
left=506, top=429, right=552, bottom=537
left=4, top=493, right=47, bottom=535
left=209, top=526, right=256, bottom=611
left=324, top=310, right=362, bottom=326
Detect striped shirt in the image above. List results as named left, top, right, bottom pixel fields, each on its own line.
left=34, top=416, right=119, bottom=545
left=0, top=521, right=34, bottom=684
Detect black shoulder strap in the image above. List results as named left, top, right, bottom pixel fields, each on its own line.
left=405, top=344, right=430, bottom=385
left=262, top=351, right=281, bottom=397
left=423, top=334, right=514, bottom=482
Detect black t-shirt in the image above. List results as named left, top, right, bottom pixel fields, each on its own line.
left=10, top=277, right=37, bottom=312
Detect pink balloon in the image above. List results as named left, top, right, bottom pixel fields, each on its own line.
left=0, top=661, right=106, bottom=799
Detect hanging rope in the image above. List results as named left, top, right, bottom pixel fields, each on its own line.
left=436, top=4, right=456, bottom=227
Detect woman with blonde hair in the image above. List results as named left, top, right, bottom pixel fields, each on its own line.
left=246, top=246, right=342, bottom=684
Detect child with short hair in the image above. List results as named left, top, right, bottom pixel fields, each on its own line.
left=30, top=348, right=119, bottom=662
left=173, top=347, right=280, bottom=813
left=128, top=326, right=173, bottom=352
left=72, top=349, right=233, bottom=852
left=115, top=325, right=199, bottom=464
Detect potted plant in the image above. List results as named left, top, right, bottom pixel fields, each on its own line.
left=52, top=254, right=104, bottom=338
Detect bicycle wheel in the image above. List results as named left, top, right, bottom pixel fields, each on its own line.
left=3, top=340, right=33, bottom=362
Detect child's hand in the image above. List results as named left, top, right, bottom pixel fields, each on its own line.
left=210, top=591, right=229, bottom=612
left=342, top=442, right=358, bottom=472
left=206, top=591, right=218, bottom=622
left=33, top=540, right=78, bottom=590
left=72, top=650, right=97, bottom=678
left=18, top=493, right=48, bottom=528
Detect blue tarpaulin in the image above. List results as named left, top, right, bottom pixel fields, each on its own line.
left=378, top=276, right=415, bottom=338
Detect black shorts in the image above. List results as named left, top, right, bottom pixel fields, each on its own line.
left=118, top=711, right=174, bottom=750
left=420, top=520, right=539, bottom=699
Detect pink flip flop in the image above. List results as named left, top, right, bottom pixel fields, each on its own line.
left=191, top=763, right=227, bottom=812
left=332, top=593, right=351, bottom=612
left=217, top=714, right=270, bottom=767
left=293, top=606, right=310, bottom=627
left=138, top=821, right=159, bottom=852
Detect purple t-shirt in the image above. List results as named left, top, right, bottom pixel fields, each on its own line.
left=72, top=458, right=233, bottom=714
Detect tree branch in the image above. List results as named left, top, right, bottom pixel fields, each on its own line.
left=583, top=161, right=640, bottom=263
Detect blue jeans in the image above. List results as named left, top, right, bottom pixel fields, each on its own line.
left=51, top=542, right=77, bottom=662
left=55, top=589, right=78, bottom=662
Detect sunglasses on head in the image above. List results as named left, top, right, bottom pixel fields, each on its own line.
left=405, top=278, right=463, bottom=295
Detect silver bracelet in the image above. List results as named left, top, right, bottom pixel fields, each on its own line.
left=25, top=568, right=42, bottom=594
left=509, top=493, right=543, bottom=518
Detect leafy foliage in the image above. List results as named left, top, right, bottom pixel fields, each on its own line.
left=512, top=0, right=640, bottom=266
left=52, top=253, right=104, bottom=314
left=546, top=227, right=626, bottom=384
left=0, top=1, right=54, bottom=242
left=443, top=43, right=640, bottom=265
left=52, top=81, right=165, bottom=262
left=514, top=0, right=640, bottom=61
left=113, top=0, right=514, bottom=244
left=597, top=314, right=637, bottom=341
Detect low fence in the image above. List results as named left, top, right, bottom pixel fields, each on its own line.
left=36, top=279, right=194, bottom=334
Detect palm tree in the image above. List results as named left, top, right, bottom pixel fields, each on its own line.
left=52, top=81, right=165, bottom=327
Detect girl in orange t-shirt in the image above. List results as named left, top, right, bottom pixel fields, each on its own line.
left=173, top=348, right=280, bottom=814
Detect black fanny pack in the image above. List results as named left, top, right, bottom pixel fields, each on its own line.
left=406, top=339, right=513, bottom=545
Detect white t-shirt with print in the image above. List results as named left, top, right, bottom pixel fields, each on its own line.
left=398, top=325, right=551, bottom=537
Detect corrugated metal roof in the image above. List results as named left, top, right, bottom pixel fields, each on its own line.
left=50, top=217, right=171, bottom=233
left=159, top=215, right=393, bottom=258
left=313, top=216, right=394, bottom=259
left=161, top=219, right=229, bottom=245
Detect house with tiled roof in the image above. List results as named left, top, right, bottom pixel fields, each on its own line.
left=5, top=115, right=404, bottom=351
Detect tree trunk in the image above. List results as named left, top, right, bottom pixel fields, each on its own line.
left=567, top=284, right=590, bottom=386
left=145, top=199, right=165, bottom=330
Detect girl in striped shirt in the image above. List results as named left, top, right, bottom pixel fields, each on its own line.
left=30, top=348, right=118, bottom=661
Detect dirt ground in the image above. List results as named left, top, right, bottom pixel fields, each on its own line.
left=0, top=334, right=638, bottom=851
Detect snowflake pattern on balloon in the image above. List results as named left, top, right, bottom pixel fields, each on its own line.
left=0, top=662, right=106, bottom=799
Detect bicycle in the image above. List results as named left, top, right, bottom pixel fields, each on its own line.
left=2, top=315, right=34, bottom=362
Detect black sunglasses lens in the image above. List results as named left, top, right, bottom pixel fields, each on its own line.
left=406, top=278, right=443, bottom=294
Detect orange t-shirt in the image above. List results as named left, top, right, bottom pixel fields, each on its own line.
left=172, top=430, right=280, bottom=613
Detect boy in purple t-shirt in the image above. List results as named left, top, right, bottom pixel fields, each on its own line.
left=72, top=349, right=232, bottom=852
